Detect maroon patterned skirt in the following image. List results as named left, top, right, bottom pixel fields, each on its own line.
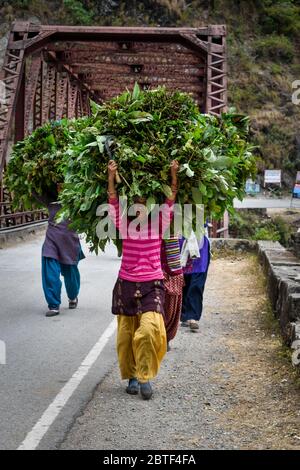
left=163, top=272, right=184, bottom=342
left=112, top=278, right=165, bottom=316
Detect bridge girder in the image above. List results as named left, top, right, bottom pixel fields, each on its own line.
left=0, top=22, right=227, bottom=230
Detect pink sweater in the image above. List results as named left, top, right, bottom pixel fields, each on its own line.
left=109, top=197, right=174, bottom=282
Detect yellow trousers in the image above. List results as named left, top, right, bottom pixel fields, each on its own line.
left=117, top=311, right=167, bottom=383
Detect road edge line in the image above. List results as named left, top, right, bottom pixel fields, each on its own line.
left=18, top=318, right=117, bottom=450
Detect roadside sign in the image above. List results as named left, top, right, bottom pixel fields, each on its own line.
left=293, top=183, right=300, bottom=197
left=264, top=170, right=281, bottom=184
left=245, top=179, right=260, bottom=194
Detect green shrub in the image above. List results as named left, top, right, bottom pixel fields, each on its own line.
left=252, top=225, right=281, bottom=241
left=62, top=0, right=94, bottom=25
left=229, top=210, right=293, bottom=246
left=260, top=3, right=300, bottom=37
left=229, top=209, right=262, bottom=239
left=229, top=83, right=262, bottom=111
left=270, top=63, right=283, bottom=75
left=272, top=215, right=294, bottom=246
left=254, top=35, right=294, bottom=62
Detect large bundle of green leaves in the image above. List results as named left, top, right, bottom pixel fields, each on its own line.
left=58, top=85, right=256, bottom=251
left=5, top=85, right=256, bottom=253
left=5, top=117, right=91, bottom=209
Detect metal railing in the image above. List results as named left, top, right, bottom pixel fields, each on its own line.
left=0, top=202, right=48, bottom=230
left=209, top=211, right=229, bottom=238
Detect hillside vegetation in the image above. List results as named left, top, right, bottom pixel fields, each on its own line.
left=0, top=0, right=299, bottom=185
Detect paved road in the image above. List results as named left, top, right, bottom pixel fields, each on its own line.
left=0, top=235, right=120, bottom=450
left=61, top=256, right=300, bottom=451
left=234, top=197, right=300, bottom=209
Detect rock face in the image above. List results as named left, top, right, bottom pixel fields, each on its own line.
left=0, top=33, right=8, bottom=69
left=257, top=240, right=300, bottom=369
left=211, top=238, right=300, bottom=369
left=0, top=16, right=40, bottom=69
left=291, top=231, right=300, bottom=258
left=210, top=237, right=257, bottom=252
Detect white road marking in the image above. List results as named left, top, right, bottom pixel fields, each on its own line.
left=18, top=318, right=117, bottom=450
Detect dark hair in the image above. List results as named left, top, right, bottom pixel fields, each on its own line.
left=133, top=196, right=147, bottom=204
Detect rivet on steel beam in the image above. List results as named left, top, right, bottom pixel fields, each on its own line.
left=131, top=64, right=143, bottom=74
left=119, top=42, right=131, bottom=50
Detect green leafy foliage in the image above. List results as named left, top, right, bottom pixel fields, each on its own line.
left=2, top=0, right=300, bottom=183
left=6, top=86, right=256, bottom=252
left=57, top=86, right=256, bottom=251
left=5, top=117, right=91, bottom=210
left=229, top=209, right=294, bottom=245
left=254, top=34, right=295, bottom=62
left=259, top=1, right=300, bottom=37
left=252, top=226, right=280, bottom=242
left=62, top=0, right=95, bottom=25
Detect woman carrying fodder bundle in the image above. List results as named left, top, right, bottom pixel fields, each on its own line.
left=107, top=158, right=179, bottom=400
left=161, top=237, right=184, bottom=350
left=33, top=185, right=85, bottom=317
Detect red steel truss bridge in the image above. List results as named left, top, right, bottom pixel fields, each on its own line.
left=0, top=22, right=227, bottom=236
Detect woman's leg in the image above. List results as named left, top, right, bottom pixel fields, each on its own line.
left=133, top=312, right=167, bottom=383
left=117, top=315, right=138, bottom=380
left=181, top=272, right=208, bottom=322
left=181, top=273, right=192, bottom=322
left=42, top=257, right=62, bottom=309
left=60, top=263, right=80, bottom=301
left=164, top=274, right=184, bottom=343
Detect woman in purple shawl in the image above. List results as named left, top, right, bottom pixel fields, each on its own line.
left=34, top=187, right=85, bottom=317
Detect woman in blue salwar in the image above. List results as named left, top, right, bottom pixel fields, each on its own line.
left=180, top=227, right=210, bottom=331
left=34, top=188, right=85, bottom=317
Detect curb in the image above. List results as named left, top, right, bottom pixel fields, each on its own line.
left=210, top=238, right=300, bottom=369
left=210, top=237, right=257, bottom=252
left=256, top=240, right=300, bottom=368
left=0, top=222, right=47, bottom=248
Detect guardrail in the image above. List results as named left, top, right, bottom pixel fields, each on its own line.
left=0, top=202, right=48, bottom=230
left=210, top=211, right=229, bottom=238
